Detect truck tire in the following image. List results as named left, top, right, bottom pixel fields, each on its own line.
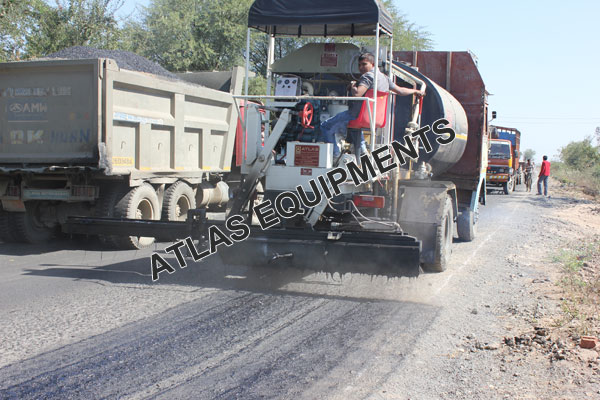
left=113, top=184, right=160, bottom=249
left=94, top=184, right=129, bottom=247
left=503, top=181, right=510, bottom=195
left=163, top=181, right=196, bottom=221
left=424, top=196, right=454, bottom=272
left=457, top=209, right=477, bottom=242
left=11, top=202, right=55, bottom=244
left=0, top=209, right=19, bottom=243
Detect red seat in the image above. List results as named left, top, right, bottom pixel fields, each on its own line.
left=347, top=89, right=389, bottom=129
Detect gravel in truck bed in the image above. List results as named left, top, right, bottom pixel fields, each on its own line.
left=45, top=46, right=179, bottom=80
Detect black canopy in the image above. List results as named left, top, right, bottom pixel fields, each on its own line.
left=248, top=0, right=394, bottom=37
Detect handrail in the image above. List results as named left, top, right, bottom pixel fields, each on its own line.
left=233, top=95, right=375, bottom=102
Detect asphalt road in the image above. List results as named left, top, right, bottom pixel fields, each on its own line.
left=0, top=186, right=557, bottom=399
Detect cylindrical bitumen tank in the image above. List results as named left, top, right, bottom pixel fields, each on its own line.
left=392, top=61, right=468, bottom=177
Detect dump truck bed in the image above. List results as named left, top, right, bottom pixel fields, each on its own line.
left=0, top=58, right=238, bottom=179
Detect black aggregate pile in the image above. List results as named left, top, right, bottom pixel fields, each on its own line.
left=46, top=46, right=178, bottom=80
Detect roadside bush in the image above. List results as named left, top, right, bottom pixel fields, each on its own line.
left=593, top=163, right=600, bottom=179
left=559, top=137, right=600, bottom=169
left=555, top=137, right=600, bottom=197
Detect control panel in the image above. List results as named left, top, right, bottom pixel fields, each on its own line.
left=275, top=75, right=301, bottom=97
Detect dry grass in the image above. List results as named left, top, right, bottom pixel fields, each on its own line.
left=552, top=236, right=600, bottom=336
left=552, top=162, right=600, bottom=197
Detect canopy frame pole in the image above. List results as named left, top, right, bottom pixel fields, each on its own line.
left=370, top=24, right=380, bottom=153
left=387, top=34, right=393, bottom=146
left=265, top=33, right=275, bottom=137
left=244, top=28, right=250, bottom=97
left=243, top=28, right=252, bottom=161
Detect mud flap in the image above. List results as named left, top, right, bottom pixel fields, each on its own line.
left=396, top=181, right=457, bottom=266
left=219, top=228, right=421, bottom=278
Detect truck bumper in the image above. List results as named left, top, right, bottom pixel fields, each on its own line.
left=486, top=173, right=509, bottom=184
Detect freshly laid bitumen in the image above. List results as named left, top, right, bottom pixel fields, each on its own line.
left=46, top=46, right=178, bottom=79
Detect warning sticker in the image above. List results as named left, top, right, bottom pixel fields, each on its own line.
left=112, top=156, right=134, bottom=167
left=294, top=145, right=320, bottom=167
left=320, top=53, right=338, bottom=67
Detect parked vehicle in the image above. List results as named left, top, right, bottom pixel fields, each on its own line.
left=487, top=126, right=521, bottom=194
left=0, top=58, right=244, bottom=246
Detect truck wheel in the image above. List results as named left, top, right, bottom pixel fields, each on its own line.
left=503, top=181, right=510, bottom=195
left=11, top=202, right=55, bottom=244
left=424, top=196, right=454, bottom=272
left=113, top=184, right=160, bottom=249
left=0, top=209, right=19, bottom=243
left=94, top=184, right=127, bottom=247
left=457, top=209, right=477, bottom=242
left=163, top=181, right=196, bottom=221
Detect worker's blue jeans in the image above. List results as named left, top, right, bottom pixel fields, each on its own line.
left=320, top=110, right=354, bottom=157
left=320, top=110, right=366, bottom=157
left=537, top=175, right=548, bottom=195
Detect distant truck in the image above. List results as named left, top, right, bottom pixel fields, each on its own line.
left=487, top=126, right=521, bottom=194
left=0, top=58, right=243, bottom=246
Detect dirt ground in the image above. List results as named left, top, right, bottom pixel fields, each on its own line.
left=493, top=180, right=600, bottom=399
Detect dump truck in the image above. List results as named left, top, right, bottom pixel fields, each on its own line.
left=16, top=0, right=490, bottom=279
left=487, top=126, right=521, bottom=194
left=0, top=57, right=244, bottom=245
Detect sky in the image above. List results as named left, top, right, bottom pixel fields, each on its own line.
left=396, top=0, right=600, bottom=161
left=117, top=0, right=600, bottom=162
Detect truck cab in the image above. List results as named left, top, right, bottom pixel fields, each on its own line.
left=487, top=126, right=521, bottom=194
left=487, top=139, right=513, bottom=194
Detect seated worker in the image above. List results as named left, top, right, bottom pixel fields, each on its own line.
left=319, top=52, right=425, bottom=159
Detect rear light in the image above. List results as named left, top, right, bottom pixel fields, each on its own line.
left=352, top=195, right=385, bottom=209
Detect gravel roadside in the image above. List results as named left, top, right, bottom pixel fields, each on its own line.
left=371, top=183, right=600, bottom=400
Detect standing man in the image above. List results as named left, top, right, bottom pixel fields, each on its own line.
left=320, top=52, right=424, bottom=159
left=524, top=159, right=533, bottom=192
left=537, top=155, right=551, bottom=196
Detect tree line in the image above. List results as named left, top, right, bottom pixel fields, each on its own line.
left=559, top=136, right=600, bottom=176
left=0, top=0, right=433, bottom=73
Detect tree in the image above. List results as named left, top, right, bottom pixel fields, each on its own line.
left=522, top=149, right=536, bottom=162
left=376, top=0, right=433, bottom=51
left=123, top=0, right=252, bottom=72
left=0, top=0, right=123, bottom=61
left=123, top=0, right=432, bottom=74
left=559, top=137, right=600, bottom=170
left=27, top=0, right=123, bottom=57
left=0, top=0, right=45, bottom=61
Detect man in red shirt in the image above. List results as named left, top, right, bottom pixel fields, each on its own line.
left=537, top=155, right=551, bottom=196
